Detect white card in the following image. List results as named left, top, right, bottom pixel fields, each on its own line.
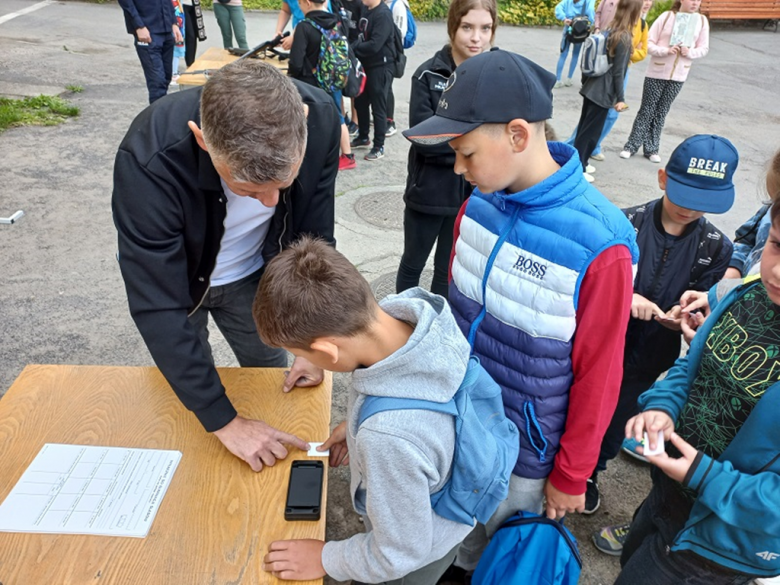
left=307, top=442, right=330, bottom=457
left=642, top=431, right=665, bottom=456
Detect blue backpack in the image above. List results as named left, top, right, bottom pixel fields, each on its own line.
left=390, top=0, right=416, bottom=49
left=472, top=512, right=583, bottom=585
left=358, top=356, right=519, bottom=526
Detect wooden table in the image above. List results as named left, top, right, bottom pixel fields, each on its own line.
left=178, top=47, right=288, bottom=87
left=0, top=365, right=331, bottom=584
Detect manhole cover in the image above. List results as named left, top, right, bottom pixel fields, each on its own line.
left=354, top=191, right=405, bottom=230
left=370, top=270, right=433, bottom=302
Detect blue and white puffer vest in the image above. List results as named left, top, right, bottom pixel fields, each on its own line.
left=449, top=142, right=639, bottom=479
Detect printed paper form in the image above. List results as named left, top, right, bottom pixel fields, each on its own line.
left=0, top=444, right=181, bottom=538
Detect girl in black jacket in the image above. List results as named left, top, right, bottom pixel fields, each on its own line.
left=573, top=0, right=641, bottom=182
left=395, top=0, right=496, bottom=298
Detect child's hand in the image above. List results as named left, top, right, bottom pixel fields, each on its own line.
left=263, top=539, right=326, bottom=580
left=543, top=480, right=584, bottom=520
left=645, top=432, right=698, bottom=483
left=680, top=289, right=710, bottom=317
left=615, top=102, right=628, bottom=112
left=681, top=311, right=706, bottom=344
left=564, top=18, right=572, bottom=24
left=680, top=46, right=690, bottom=57
left=631, top=293, right=666, bottom=321
left=626, top=410, right=674, bottom=450
left=655, top=305, right=682, bottom=331
left=283, top=356, right=325, bottom=393
left=321, top=421, right=349, bottom=467
left=669, top=45, right=681, bottom=55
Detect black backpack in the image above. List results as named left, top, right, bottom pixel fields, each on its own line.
left=567, top=16, right=591, bottom=44
left=391, top=24, right=406, bottom=78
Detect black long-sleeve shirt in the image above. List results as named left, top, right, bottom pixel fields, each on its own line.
left=353, top=1, right=395, bottom=69
left=289, top=10, right=342, bottom=88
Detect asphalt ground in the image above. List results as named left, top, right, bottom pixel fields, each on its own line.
left=1, top=2, right=780, bottom=583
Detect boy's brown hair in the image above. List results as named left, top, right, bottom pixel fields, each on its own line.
left=253, top=237, right=376, bottom=349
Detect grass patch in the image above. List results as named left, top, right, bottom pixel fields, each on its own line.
left=66, top=84, right=84, bottom=93
left=0, top=95, right=80, bottom=133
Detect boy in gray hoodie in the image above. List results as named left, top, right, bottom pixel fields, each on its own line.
left=253, top=236, right=475, bottom=584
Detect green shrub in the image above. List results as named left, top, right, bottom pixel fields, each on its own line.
left=646, top=0, right=674, bottom=26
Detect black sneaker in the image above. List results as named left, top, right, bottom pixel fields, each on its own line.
left=347, top=120, right=359, bottom=138
left=583, top=476, right=600, bottom=515
left=364, top=146, right=384, bottom=161
left=592, top=523, right=631, bottom=556
left=350, top=136, right=371, bottom=149
left=436, top=562, right=472, bottom=584
left=385, top=120, right=397, bottom=136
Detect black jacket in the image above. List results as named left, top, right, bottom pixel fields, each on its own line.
left=117, top=0, right=175, bottom=35
left=112, top=81, right=340, bottom=432
left=353, top=2, right=395, bottom=69
left=623, top=198, right=732, bottom=378
left=404, top=46, right=471, bottom=216
left=289, top=10, right=342, bottom=89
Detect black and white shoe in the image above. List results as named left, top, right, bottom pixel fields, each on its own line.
left=364, top=147, right=385, bottom=161
left=583, top=476, right=601, bottom=515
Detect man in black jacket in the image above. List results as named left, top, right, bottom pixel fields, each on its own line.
left=112, top=60, right=340, bottom=471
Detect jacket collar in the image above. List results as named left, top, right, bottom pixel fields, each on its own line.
left=197, top=146, right=223, bottom=193
left=430, top=45, right=456, bottom=75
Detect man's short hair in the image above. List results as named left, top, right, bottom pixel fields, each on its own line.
left=253, top=237, right=376, bottom=349
left=200, top=60, right=307, bottom=185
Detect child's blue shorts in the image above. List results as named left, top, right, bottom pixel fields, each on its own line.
left=330, top=89, right=345, bottom=125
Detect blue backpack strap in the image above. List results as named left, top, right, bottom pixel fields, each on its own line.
left=496, top=512, right=583, bottom=568
left=358, top=396, right=457, bottom=427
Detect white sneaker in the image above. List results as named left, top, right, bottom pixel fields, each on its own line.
left=554, top=81, right=564, bottom=89
left=648, top=154, right=661, bottom=163
left=619, top=150, right=633, bottom=159
left=590, top=153, right=606, bottom=161
left=583, top=172, right=595, bottom=183
left=586, top=164, right=596, bottom=174
left=564, top=78, right=573, bottom=87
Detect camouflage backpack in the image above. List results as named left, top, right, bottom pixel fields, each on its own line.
left=304, top=18, right=351, bottom=93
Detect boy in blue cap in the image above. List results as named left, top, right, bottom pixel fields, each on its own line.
left=404, top=47, right=639, bottom=577
left=612, top=151, right=780, bottom=585
left=588, top=135, right=735, bottom=525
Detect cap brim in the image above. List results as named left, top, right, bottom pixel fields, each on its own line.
left=666, top=176, right=735, bottom=214
left=402, top=115, right=482, bottom=145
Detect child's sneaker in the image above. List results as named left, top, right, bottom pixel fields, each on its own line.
left=592, top=523, right=631, bottom=556
left=385, top=120, right=397, bottom=137
left=350, top=137, right=371, bottom=149
left=590, top=152, right=606, bottom=161
left=564, top=78, right=573, bottom=87
left=585, top=164, right=596, bottom=174
left=645, top=153, right=662, bottom=163
left=347, top=120, right=359, bottom=138
left=554, top=80, right=564, bottom=89
left=619, top=150, right=633, bottom=159
left=583, top=476, right=600, bottom=515
left=583, top=171, right=595, bottom=183
left=364, top=146, right=384, bottom=161
left=621, top=437, right=649, bottom=463
left=338, top=153, right=356, bottom=170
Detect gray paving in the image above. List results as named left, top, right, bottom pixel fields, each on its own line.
left=1, top=2, right=780, bottom=583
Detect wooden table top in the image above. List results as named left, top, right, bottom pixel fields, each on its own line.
left=178, top=47, right=288, bottom=87
left=0, top=364, right=331, bottom=585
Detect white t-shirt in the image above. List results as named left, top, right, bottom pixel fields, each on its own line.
left=209, top=180, right=276, bottom=287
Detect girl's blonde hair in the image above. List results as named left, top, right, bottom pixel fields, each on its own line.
left=607, top=0, right=643, bottom=57
left=447, top=0, right=498, bottom=44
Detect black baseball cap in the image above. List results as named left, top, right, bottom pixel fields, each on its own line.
left=403, top=48, right=556, bottom=145
left=665, top=135, right=739, bottom=214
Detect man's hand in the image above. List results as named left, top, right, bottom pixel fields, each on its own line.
left=626, top=410, right=674, bottom=450
left=283, top=356, right=324, bottom=393
left=263, top=539, right=326, bottom=581
left=320, top=421, right=349, bottom=467
left=172, top=24, right=183, bottom=44
left=136, top=27, right=152, bottom=43
left=213, top=415, right=309, bottom=471
left=631, top=293, right=665, bottom=321
left=646, top=432, right=698, bottom=483
left=543, top=480, right=584, bottom=520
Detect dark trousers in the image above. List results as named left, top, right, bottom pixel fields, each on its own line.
left=183, top=4, right=198, bottom=66
left=616, top=471, right=755, bottom=585
left=386, top=80, right=395, bottom=122
left=594, top=375, right=657, bottom=472
left=573, top=97, right=610, bottom=171
left=356, top=65, right=392, bottom=149
left=396, top=207, right=456, bottom=299
left=188, top=266, right=288, bottom=368
left=624, top=77, right=685, bottom=156
left=135, top=30, right=174, bottom=104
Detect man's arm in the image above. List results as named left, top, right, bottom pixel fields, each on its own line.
left=547, top=245, right=633, bottom=497
left=117, top=0, right=145, bottom=31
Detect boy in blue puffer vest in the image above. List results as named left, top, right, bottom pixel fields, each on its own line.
left=614, top=168, right=780, bottom=585
left=404, top=48, right=639, bottom=579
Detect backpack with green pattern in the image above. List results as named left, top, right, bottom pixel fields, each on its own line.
left=304, top=18, right=351, bottom=93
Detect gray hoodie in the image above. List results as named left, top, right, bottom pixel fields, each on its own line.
left=321, top=288, right=475, bottom=583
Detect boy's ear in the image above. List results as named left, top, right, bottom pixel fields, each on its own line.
left=506, top=119, right=533, bottom=154
left=658, top=168, right=668, bottom=191
left=310, top=339, right=340, bottom=364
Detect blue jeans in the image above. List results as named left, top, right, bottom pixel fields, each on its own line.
left=188, top=266, right=287, bottom=368
left=615, top=470, right=756, bottom=585
left=556, top=31, right=582, bottom=81
left=135, top=30, right=174, bottom=104
left=566, top=70, right=631, bottom=156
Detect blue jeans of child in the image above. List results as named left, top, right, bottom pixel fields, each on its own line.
left=556, top=31, right=582, bottom=81
left=615, top=469, right=756, bottom=585
left=566, top=70, right=630, bottom=156
left=135, top=31, right=174, bottom=104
